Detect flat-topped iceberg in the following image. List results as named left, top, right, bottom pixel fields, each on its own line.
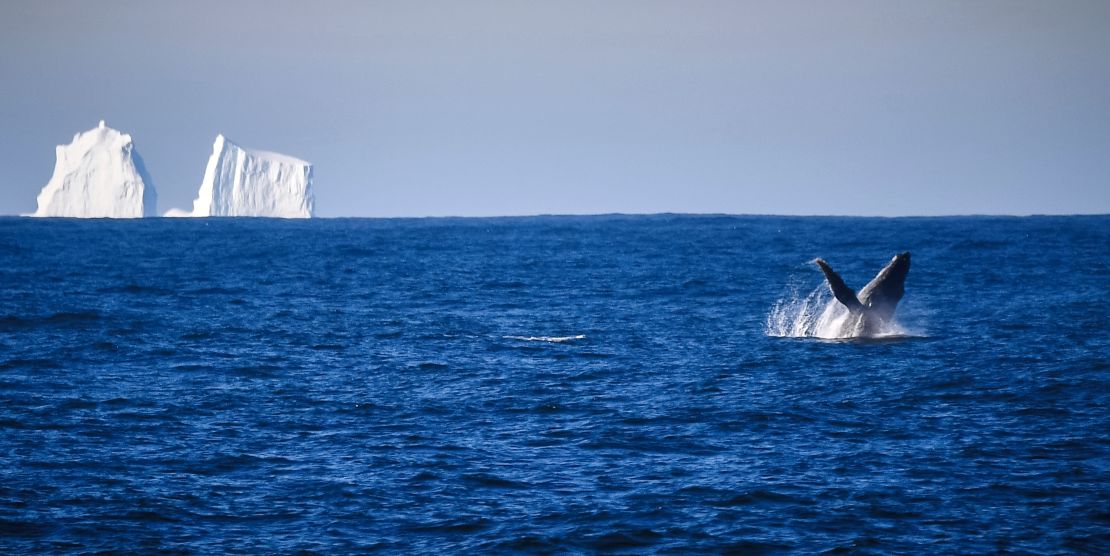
left=166, top=135, right=314, bottom=218
left=31, top=121, right=157, bottom=218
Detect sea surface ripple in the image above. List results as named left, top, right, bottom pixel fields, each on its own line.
left=0, top=215, right=1107, bottom=553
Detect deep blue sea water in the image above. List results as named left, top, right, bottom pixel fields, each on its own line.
left=0, top=215, right=1107, bottom=554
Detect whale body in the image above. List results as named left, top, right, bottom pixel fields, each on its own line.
left=815, top=252, right=910, bottom=337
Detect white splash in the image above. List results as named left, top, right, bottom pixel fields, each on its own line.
left=765, top=285, right=914, bottom=340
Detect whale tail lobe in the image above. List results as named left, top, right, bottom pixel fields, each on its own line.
left=814, top=258, right=863, bottom=313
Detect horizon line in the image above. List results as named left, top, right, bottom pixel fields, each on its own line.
left=5, top=211, right=1109, bottom=220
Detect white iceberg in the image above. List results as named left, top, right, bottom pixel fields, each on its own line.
left=167, top=135, right=314, bottom=218
left=31, top=121, right=157, bottom=218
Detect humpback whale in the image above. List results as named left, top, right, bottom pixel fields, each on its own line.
left=815, top=252, right=911, bottom=337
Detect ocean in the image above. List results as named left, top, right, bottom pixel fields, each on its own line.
left=1, top=215, right=1107, bottom=553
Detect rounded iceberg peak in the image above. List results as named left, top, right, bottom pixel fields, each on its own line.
left=169, top=134, right=314, bottom=218
left=31, top=122, right=157, bottom=218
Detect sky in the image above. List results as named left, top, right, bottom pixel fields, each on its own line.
left=1, top=0, right=1108, bottom=217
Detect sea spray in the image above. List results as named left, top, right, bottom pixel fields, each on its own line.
left=767, top=285, right=840, bottom=338
left=766, top=285, right=912, bottom=339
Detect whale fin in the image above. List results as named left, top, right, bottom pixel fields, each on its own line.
left=815, top=259, right=863, bottom=312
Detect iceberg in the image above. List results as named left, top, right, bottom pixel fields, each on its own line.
left=167, top=135, right=314, bottom=218
left=31, top=121, right=157, bottom=218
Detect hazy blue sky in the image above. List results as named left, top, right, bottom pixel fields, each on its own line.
left=2, top=1, right=1108, bottom=216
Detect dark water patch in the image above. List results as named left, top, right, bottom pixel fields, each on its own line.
left=493, top=535, right=559, bottom=552
left=573, top=351, right=614, bottom=359
left=408, top=471, right=440, bottom=483
left=0, top=315, right=34, bottom=332
left=56, top=397, right=99, bottom=411
left=406, top=517, right=493, bottom=535
left=97, top=283, right=174, bottom=296
left=532, top=401, right=569, bottom=414
left=0, top=311, right=106, bottom=331
left=185, top=286, right=249, bottom=296
left=186, top=453, right=279, bottom=476
left=43, top=310, right=104, bottom=325
left=461, top=473, right=529, bottom=490
left=92, top=340, right=119, bottom=352
left=583, top=528, right=664, bottom=551
left=99, top=397, right=133, bottom=408
left=710, top=489, right=810, bottom=507
left=0, top=519, right=51, bottom=537
left=715, top=539, right=795, bottom=554
left=229, top=364, right=287, bottom=378
left=0, top=358, right=63, bottom=370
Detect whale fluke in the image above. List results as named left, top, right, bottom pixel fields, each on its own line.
left=815, top=252, right=911, bottom=336
left=815, top=258, right=863, bottom=313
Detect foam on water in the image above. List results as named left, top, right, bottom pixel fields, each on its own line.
left=504, top=334, right=586, bottom=343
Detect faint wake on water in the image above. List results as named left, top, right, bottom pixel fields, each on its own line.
left=503, top=334, right=586, bottom=343
left=766, top=286, right=917, bottom=340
